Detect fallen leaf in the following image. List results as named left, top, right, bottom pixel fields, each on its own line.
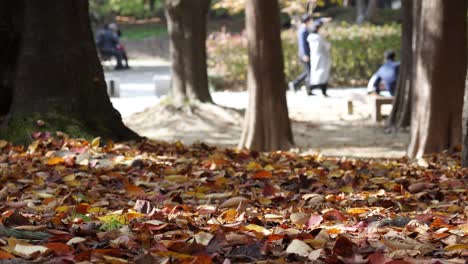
left=286, top=239, right=313, bottom=257
left=219, top=196, right=249, bottom=208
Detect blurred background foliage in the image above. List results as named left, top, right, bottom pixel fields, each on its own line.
left=89, top=0, right=402, bottom=89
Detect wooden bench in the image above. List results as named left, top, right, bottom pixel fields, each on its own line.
left=346, top=93, right=394, bottom=122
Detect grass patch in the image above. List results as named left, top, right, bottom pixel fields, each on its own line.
left=120, top=23, right=167, bottom=40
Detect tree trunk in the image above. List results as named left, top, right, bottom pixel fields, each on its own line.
left=165, top=0, right=213, bottom=106
left=0, top=2, right=19, bottom=118
left=356, top=0, right=366, bottom=24
left=463, top=75, right=468, bottom=167
left=0, top=1, right=139, bottom=144
left=407, top=0, right=467, bottom=158
left=365, top=0, right=379, bottom=23
left=387, top=0, right=414, bottom=130
left=238, top=0, right=294, bottom=152
left=149, top=0, right=156, bottom=11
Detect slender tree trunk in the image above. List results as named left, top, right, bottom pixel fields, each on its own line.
left=239, top=0, right=294, bottom=151
left=387, top=0, right=413, bottom=130
left=149, top=0, right=156, bottom=11
left=356, top=0, right=366, bottom=24
left=165, top=0, right=213, bottom=106
left=407, top=0, right=467, bottom=158
left=365, top=0, right=379, bottom=23
left=463, top=75, right=468, bottom=167
left=0, top=1, right=139, bottom=144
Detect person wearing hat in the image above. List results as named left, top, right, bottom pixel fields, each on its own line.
left=307, top=18, right=330, bottom=96
left=368, top=50, right=400, bottom=96
left=289, top=14, right=313, bottom=93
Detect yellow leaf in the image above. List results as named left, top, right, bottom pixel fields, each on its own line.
left=88, top=207, right=106, bottom=214
left=47, top=156, right=65, bottom=166
left=245, top=224, right=271, bottom=236
left=0, top=140, right=7, bottom=149
left=346, top=208, right=370, bottom=215
left=91, top=137, right=101, bottom=149
left=98, top=214, right=128, bottom=225
left=164, top=175, right=188, bottom=183
left=55, top=206, right=69, bottom=213
left=444, top=244, right=468, bottom=251
left=246, top=161, right=262, bottom=171
left=63, top=174, right=76, bottom=182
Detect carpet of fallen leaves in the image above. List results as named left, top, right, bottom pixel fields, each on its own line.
left=0, top=136, right=467, bottom=264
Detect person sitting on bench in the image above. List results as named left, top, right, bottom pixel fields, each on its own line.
left=368, top=50, right=400, bottom=96
left=96, top=23, right=129, bottom=70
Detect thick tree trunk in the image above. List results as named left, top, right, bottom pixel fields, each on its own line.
left=0, top=1, right=138, bottom=144
left=238, top=0, right=294, bottom=151
left=0, top=2, right=19, bottom=118
left=407, top=0, right=467, bottom=158
left=463, top=75, right=468, bottom=167
left=165, top=0, right=213, bottom=106
left=387, top=0, right=414, bottom=130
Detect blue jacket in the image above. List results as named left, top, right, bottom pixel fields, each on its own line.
left=373, top=60, right=400, bottom=95
left=96, top=28, right=119, bottom=51
left=297, top=25, right=310, bottom=58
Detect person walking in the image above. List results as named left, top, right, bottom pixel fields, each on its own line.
left=289, top=14, right=313, bottom=93
left=307, top=19, right=330, bottom=96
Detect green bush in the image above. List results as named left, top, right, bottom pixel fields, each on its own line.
left=207, top=23, right=401, bottom=90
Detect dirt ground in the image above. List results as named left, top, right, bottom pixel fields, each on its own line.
left=124, top=90, right=409, bottom=159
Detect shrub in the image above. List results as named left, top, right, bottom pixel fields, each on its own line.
left=207, top=23, right=401, bottom=90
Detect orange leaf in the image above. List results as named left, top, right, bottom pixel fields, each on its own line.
left=194, top=255, right=213, bottom=264
left=252, top=170, right=272, bottom=179
left=125, top=184, right=145, bottom=196
left=76, top=203, right=90, bottom=214
left=45, top=242, right=72, bottom=255
left=47, top=156, right=65, bottom=166
left=0, top=250, right=14, bottom=259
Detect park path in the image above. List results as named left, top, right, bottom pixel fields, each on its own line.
left=105, top=62, right=409, bottom=159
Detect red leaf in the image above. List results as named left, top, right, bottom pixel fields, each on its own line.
left=332, top=236, right=355, bottom=258
left=252, top=170, right=272, bottom=179
left=45, top=242, right=72, bottom=255
left=323, top=210, right=347, bottom=221
left=0, top=250, right=15, bottom=259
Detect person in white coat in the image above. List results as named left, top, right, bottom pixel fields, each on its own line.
left=307, top=19, right=331, bottom=96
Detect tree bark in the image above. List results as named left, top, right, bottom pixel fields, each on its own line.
left=238, top=0, right=294, bottom=152
left=0, top=2, right=19, bottom=117
left=463, top=75, right=468, bottom=167
left=387, top=0, right=414, bottom=130
left=407, top=0, right=467, bottom=158
left=165, top=0, right=213, bottom=106
left=365, top=0, right=379, bottom=23
left=0, top=1, right=139, bottom=144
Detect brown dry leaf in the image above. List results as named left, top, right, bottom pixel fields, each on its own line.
left=219, top=196, right=249, bottom=208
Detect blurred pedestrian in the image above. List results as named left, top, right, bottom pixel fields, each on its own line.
left=289, top=14, right=313, bottom=93
left=96, top=23, right=129, bottom=70
left=307, top=19, right=330, bottom=96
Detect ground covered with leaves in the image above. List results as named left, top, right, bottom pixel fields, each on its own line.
left=0, top=136, right=466, bottom=263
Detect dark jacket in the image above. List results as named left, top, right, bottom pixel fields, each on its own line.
left=96, top=28, right=119, bottom=51
left=297, top=24, right=310, bottom=58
